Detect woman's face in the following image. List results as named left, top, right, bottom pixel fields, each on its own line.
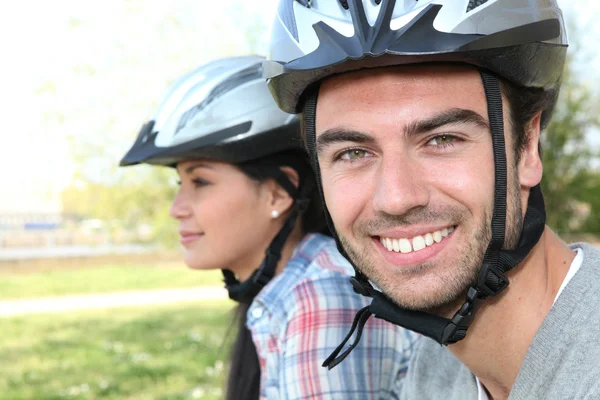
left=170, top=160, right=290, bottom=279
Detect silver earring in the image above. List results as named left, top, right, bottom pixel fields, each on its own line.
left=271, top=210, right=280, bottom=219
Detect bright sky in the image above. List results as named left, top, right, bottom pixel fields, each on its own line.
left=0, top=0, right=280, bottom=213
left=0, top=0, right=597, bottom=214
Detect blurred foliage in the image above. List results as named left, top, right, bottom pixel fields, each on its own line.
left=541, top=44, right=600, bottom=234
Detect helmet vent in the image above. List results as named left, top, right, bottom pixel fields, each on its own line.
left=280, top=0, right=299, bottom=41
left=175, top=66, right=262, bottom=136
left=339, top=0, right=383, bottom=8
left=466, top=0, right=490, bottom=13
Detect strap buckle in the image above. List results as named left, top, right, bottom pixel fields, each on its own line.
left=442, top=287, right=480, bottom=344
left=477, top=263, right=509, bottom=297
left=349, top=276, right=373, bottom=297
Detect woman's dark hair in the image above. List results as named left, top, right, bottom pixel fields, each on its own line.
left=225, top=302, right=261, bottom=400
left=225, top=149, right=327, bottom=400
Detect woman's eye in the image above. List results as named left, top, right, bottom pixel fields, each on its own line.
left=340, top=149, right=371, bottom=160
left=427, top=135, right=456, bottom=147
left=191, top=178, right=209, bottom=188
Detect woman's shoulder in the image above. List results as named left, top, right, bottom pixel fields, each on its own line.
left=289, top=234, right=354, bottom=291
left=292, top=233, right=355, bottom=278
left=251, top=234, right=353, bottom=316
left=277, top=234, right=367, bottom=314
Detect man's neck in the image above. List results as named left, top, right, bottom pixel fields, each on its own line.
left=447, top=227, right=575, bottom=400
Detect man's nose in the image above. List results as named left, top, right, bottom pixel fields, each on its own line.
left=372, top=153, right=431, bottom=216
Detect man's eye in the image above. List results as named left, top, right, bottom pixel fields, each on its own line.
left=340, top=149, right=371, bottom=160
left=427, top=135, right=456, bottom=147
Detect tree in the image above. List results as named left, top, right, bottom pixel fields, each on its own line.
left=541, top=51, right=600, bottom=234
left=62, top=165, right=179, bottom=247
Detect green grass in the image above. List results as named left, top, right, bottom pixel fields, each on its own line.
left=0, top=263, right=224, bottom=300
left=0, top=301, right=236, bottom=399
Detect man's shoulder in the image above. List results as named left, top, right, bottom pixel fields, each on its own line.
left=512, top=331, right=600, bottom=400
left=508, top=241, right=600, bottom=399
left=400, top=338, right=477, bottom=400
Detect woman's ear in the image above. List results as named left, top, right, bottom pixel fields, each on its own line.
left=518, top=111, right=543, bottom=189
left=280, top=166, right=300, bottom=190
left=267, top=167, right=299, bottom=218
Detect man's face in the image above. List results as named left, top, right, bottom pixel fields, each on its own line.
left=315, top=65, right=524, bottom=315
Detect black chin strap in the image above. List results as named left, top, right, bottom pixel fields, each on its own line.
left=223, top=168, right=314, bottom=304
left=304, top=72, right=546, bottom=369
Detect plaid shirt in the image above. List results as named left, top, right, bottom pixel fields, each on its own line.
left=247, top=233, right=419, bottom=400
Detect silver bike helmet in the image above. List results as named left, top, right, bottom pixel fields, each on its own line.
left=121, top=55, right=303, bottom=167
left=264, top=0, right=567, bottom=367
left=121, top=56, right=316, bottom=303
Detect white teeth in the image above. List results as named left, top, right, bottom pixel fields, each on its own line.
left=380, top=226, right=455, bottom=254
left=412, top=235, right=426, bottom=251
left=424, top=233, right=434, bottom=246
left=399, top=239, right=412, bottom=253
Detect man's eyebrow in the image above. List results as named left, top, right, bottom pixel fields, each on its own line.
left=316, top=129, right=375, bottom=154
left=405, top=108, right=489, bottom=137
left=315, top=108, right=488, bottom=154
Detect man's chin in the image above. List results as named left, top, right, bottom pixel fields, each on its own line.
left=341, top=234, right=480, bottom=318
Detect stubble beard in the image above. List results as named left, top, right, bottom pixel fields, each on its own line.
left=338, top=170, right=523, bottom=317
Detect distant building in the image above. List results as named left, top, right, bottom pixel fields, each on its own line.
left=0, top=181, right=63, bottom=231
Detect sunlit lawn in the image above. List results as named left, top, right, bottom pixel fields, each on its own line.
left=0, top=261, right=224, bottom=300
left=0, top=301, right=236, bottom=399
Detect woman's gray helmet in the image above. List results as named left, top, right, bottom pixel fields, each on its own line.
left=264, top=0, right=567, bottom=367
left=121, top=56, right=314, bottom=304
left=121, top=55, right=303, bottom=167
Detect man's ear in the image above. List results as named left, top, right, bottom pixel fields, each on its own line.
left=268, top=167, right=299, bottom=216
left=519, top=111, right=543, bottom=189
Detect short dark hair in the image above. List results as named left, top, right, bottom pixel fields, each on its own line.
left=499, top=76, right=558, bottom=162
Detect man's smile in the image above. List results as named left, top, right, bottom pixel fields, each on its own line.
left=372, top=225, right=457, bottom=267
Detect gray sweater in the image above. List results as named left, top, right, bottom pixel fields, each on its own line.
left=400, top=243, right=600, bottom=400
